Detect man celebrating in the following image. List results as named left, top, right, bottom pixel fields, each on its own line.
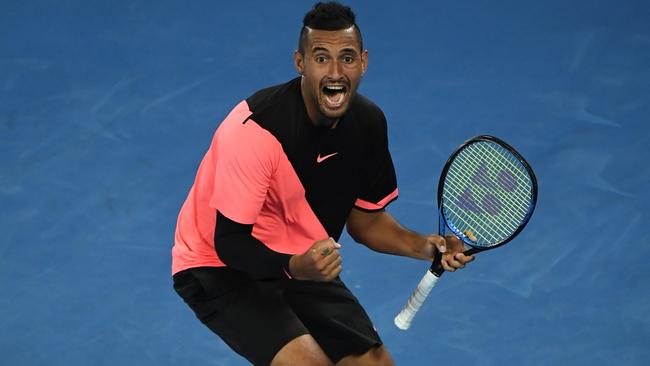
left=171, top=2, right=474, bottom=365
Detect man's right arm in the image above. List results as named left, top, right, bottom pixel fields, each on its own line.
left=215, top=210, right=343, bottom=281
left=214, top=210, right=292, bottom=279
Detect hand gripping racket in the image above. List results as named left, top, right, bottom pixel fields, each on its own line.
left=394, top=135, right=538, bottom=330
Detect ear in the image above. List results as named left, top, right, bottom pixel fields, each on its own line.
left=294, top=50, right=304, bottom=75
left=361, top=50, right=368, bottom=75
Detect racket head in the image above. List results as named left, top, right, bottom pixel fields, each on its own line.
left=438, top=135, right=537, bottom=251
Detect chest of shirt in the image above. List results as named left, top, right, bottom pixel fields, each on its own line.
left=288, top=125, right=368, bottom=196
left=261, top=123, right=370, bottom=235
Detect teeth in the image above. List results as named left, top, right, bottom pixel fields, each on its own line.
left=323, top=85, right=346, bottom=108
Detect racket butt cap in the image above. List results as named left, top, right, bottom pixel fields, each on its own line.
left=394, top=315, right=411, bottom=330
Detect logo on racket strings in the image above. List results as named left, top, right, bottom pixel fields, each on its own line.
left=456, top=162, right=518, bottom=216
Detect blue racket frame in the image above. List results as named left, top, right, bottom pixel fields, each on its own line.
left=431, top=135, right=538, bottom=275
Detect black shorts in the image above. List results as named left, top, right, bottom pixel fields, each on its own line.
left=173, top=266, right=382, bottom=365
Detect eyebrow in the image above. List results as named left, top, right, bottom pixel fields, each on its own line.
left=340, top=47, right=359, bottom=55
left=312, top=47, right=330, bottom=54
left=311, top=46, right=359, bottom=55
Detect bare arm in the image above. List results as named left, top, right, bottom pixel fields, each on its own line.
left=346, top=208, right=437, bottom=260
left=346, top=208, right=474, bottom=270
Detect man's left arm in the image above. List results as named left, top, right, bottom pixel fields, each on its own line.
left=346, top=208, right=475, bottom=271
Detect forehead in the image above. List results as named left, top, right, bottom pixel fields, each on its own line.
left=304, top=27, right=361, bottom=51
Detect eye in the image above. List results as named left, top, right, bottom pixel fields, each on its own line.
left=342, top=55, right=355, bottom=64
left=315, top=55, right=328, bottom=63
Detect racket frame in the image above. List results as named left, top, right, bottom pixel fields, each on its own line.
left=431, top=135, right=537, bottom=273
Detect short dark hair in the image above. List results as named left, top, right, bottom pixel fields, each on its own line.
left=298, top=2, right=363, bottom=54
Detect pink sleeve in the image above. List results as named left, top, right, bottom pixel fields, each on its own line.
left=209, top=107, right=280, bottom=224
left=354, top=188, right=399, bottom=211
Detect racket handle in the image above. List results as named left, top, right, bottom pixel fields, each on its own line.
left=394, top=270, right=440, bottom=330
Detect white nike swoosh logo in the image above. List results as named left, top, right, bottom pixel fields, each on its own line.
left=316, top=152, right=338, bottom=163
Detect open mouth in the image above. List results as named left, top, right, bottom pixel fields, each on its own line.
left=322, top=85, right=348, bottom=108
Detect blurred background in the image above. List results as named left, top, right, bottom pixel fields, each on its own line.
left=1, top=0, right=648, bottom=365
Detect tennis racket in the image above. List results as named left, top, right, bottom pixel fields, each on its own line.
left=394, top=135, right=537, bottom=330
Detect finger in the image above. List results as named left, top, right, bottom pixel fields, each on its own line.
left=446, top=254, right=465, bottom=269
left=312, top=238, right=328, bottom=251
left=324, top=264, right=342, bottom=281
left=460, top=254, right=476, bottom=264
left=318, top=249, right=341, bottom=268
left=441, top=257, right=456, bottom=272
left=312, top=239, right=339, bottom=257
left=320, top=244, right=341, bottom=257
left=322, top=256, right=342, bottom=276
left=442, top=263, right=455, bottom=272
left=453, top=253, right=474, bottom=265
left=320, top=239, right=341, bottom=253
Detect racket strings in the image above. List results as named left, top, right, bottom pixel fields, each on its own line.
left=450, top=146, right=530, bottom=229
left=444, top=170, right=527, bottom=241
left=446, top=165, right=530, bottom=230
left=444, top=166, right=531, bottom=244
left=454, top=145, right=532, bottom=210
left=446, top=163, right=530, bottom=223
left=472, top=143, right=532, bottom=199
left=442, top=141, right=534, bottom=247
left=443, top=188, right=523, bottom=245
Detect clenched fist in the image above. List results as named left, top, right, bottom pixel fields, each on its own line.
left=289, top=237, right=342, bottom=281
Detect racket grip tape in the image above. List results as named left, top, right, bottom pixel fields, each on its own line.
left=394, top=270, right=440, bottom=330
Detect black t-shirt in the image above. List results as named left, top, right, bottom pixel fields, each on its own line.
left=245, top=77, right=398, bottom=241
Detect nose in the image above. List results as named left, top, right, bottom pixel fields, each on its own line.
left=328, top=59, right=343, bottom=79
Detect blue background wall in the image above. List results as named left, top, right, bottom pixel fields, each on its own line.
left=1, top=1, right=649, bottom=365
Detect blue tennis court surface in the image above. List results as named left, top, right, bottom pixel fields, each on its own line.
left=1, top=1, right=649, bottom=365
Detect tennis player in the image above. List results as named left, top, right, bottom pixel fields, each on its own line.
left=171, top=2, right=474, bottom=365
